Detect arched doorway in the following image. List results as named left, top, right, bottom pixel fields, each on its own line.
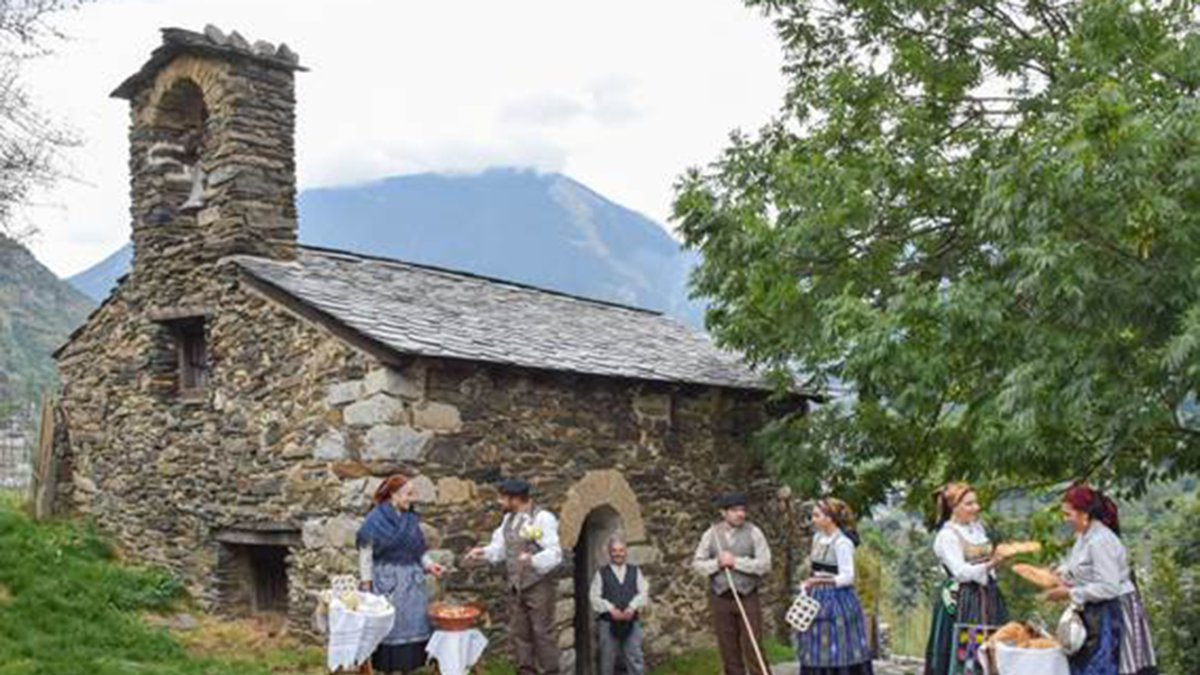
left=573, top=505, right=624, bottom=675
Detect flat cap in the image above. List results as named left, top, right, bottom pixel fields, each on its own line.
left=716, top=492, right=747, bottom=509
left=498, top=478, right=532, bottom=497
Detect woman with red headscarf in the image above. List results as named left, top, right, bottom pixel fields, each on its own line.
left=924, top=482, right=1008, bottom=675
left=1046, top=485, right=1157, bottom=675
left=356, top=475, right=445, bottom=675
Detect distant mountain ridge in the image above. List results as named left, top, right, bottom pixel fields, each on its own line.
left=69, top=169, right=705, bottom=326
left=0, top=234, right=95, bottom=406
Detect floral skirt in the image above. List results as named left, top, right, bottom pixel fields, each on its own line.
left=796, top=586, right=874, bottom=671
left=924, top=579, right=1008, bottom=675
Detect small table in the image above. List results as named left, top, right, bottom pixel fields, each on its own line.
left=426, top=629, right=488, bottom=675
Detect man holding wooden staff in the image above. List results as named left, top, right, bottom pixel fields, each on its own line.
left=692, top=492, right=773, bottom=675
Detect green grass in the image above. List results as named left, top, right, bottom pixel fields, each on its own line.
left=0, top=496, right=317, bottom=675
left=649, top=637, right=793, bottom=675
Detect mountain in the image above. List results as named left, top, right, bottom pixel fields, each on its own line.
left=68, top=169, right=705, bottom=326
left=0, top=234, right=95, bottom=406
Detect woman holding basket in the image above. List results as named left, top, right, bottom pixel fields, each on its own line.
left=923, top=482, right=1008, bottom=675
left=795, top=497, right=874, bottom=675
left=356, top=475, right=445, bottom=675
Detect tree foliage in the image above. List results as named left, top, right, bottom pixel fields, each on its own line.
left=675, top=0, right=1200, bottom=506
left=0, top=0, right=87, bottom=239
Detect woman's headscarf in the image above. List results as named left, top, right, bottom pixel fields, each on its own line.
left=1064, top=484, right=1120, bottom=536
left=934, top=482, right=974, bottom=528
left=817, top=497, right=860, bottom=546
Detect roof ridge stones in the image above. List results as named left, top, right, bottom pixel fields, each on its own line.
left=112, top=24, right=306, bottom=99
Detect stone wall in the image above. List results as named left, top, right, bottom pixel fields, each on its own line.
left=55, top=264, right=807, bottom=665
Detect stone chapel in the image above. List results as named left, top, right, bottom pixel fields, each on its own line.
left=49, top=26, right=810, bottom=672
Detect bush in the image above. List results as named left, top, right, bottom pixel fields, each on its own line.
left=1145, top=497, right=1200, bottom=675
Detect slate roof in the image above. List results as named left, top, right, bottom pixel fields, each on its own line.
left=232, top=246, right=772, bottom=391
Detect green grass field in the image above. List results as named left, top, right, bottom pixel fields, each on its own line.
left=0, top=495, right=792, bottom=674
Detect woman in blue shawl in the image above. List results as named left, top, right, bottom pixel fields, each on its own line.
left=357, top=474, right=445, bottom=674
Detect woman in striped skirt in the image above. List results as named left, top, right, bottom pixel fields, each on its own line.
left=923, top=482, right=1008, bottom=675
left=1045, top=485, right=1157, bottom=675
left=795, top=498, right=874, bottom=675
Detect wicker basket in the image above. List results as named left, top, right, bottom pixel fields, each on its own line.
left=429, top=602, right=482, bottom=632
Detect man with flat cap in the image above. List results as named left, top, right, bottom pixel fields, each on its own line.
left=466, top=478, right=563, bottom=674
left=692, top=492, right=772, bottom=675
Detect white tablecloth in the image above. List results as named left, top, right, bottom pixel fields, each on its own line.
left=991, top=644, right=1070, bottom=675
left=326, top=592, right=396, bottom=672
left=426, top=629, right=489, bottom=675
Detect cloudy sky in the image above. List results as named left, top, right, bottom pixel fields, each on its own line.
left=19, top=0, right=785, bottom=277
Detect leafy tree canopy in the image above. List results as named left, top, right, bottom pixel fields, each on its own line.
left=675, top=0, right=1200, bottom=508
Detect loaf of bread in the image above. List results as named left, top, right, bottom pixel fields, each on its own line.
left=995, top=540, right=1043, bottom=558
left=1013, top=563, right=1060, bottom=589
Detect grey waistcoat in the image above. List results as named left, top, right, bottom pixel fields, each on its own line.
left=503, top=508, right=550, bottom=591
left=709, top=524, right=761, bottom=596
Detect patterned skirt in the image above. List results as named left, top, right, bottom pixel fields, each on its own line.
left=796, top=586, right=874, bottom=673
left=924, top=579, right=1008, bottom=675
left=1116, top=591, right=1157, bottom=675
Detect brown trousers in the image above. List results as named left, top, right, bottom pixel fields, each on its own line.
left=508, top=577, right=560, bottom=675
left=710, top=591, right=766, bottom=675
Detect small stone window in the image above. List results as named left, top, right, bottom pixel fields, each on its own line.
left=216, top=528, right=298, bottom=616
left=162, top=316, right=208, bottom=396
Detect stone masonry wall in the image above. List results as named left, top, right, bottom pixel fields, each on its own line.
left=55, top=264, right=807, bottom=666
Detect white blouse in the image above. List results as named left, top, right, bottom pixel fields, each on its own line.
left=933, top=520, right=993, bottom=585
left=811, top=530, right=856, bottom=588
left=1056, top=520, right=1135, bottom=605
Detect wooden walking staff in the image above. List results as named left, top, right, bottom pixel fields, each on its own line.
left=718, top=531, right=770, bottom=675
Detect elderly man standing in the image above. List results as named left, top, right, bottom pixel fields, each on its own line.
left=466, top=478, right=563, bottom=675
left=589, top=535, right=649, bottom=675
left=692, top=492, right=772, bottom=675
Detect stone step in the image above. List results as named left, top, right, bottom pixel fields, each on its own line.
left=771, top=660, right=924, bottom=675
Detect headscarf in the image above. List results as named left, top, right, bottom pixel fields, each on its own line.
left=934, top=482, right=974, bottom=528
left=356, top=475, right=427, bottom=564
left=1064, top=484, right=1120, bottom=536
left=817, top=497, right=860, bottom=546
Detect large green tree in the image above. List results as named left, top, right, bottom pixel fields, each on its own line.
left=675, top=0, right=1200, bottom=506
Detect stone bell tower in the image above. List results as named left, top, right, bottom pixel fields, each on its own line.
left=112, top=26, right=304, bottom=299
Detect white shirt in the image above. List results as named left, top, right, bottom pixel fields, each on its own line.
left=589, top=563, right=650, bottom=614
left=811, top=529, right=856, bottom=588
left=479, top=508, right=563, bottom=575
left=1057, top=520, right=1135, bottom=605
left=933, top=520, right=994, bottom=585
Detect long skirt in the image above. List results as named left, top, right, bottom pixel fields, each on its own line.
left=796, top=586, right=874, bottom=675
left=1116, top=591, right=1157, bottom=675
left=371, top=560, right=432, bottom=674
left=924, top=579, right=1008, bottom=675
left=1071, top=599, right=1122, bottom=675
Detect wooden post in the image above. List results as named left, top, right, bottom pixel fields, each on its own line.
left=32, top=396, right=57, bottom=521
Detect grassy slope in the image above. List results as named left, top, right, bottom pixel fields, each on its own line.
left=0, top=495, right=320, bottom=675
left=0, top=497, right=790, bottom=674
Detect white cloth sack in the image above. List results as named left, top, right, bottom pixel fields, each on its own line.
left=426, top=629, right=489, bottom=675
left=326, top=592, right=396, bottom=671
left=991, top=643, right=1070, bottom=675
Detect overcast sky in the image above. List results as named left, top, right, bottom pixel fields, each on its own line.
left=19, top=0, right=785, bottom=277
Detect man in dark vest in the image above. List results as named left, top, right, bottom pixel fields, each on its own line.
left=691, top=492, right=772, bottom=675
left=589, top=534, right=649, bottom=675
left=466, top=478, right=563, bottom=674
